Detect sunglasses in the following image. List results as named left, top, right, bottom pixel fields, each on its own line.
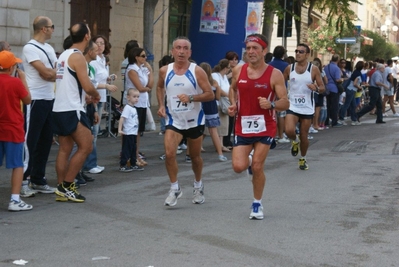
left=44, top=25, right=55, bottom=29
left=295, top=49, right=306, bottom=54
left=139, top=54, right=147, bottom=58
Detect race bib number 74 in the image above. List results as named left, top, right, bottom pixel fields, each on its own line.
left=241, top=115, right=266, bottom=134
left=171, top=95, right=194, bottom=113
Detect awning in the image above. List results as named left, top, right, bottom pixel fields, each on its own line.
left=361, top=35, right=373, bottom=46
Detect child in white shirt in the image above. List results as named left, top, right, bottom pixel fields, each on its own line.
left=118, top=88, right=143, bottom=172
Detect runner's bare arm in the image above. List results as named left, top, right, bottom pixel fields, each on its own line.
left=156, top=66, right=167, bottom=117
left=270, top=68, right=289, bottom=112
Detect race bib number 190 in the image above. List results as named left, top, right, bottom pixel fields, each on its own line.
left=241, top=115, right=266, bottom=134
left=171, top=95, right=194, bottom=113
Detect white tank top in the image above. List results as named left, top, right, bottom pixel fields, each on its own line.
left=165, top=62, right=204, bottom=130
left=288, top=62, right=315, bottom=115
left=53, top=49, right=85, bottom=113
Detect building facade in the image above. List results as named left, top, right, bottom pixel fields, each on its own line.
left=0, top=0, right=170, bottom=105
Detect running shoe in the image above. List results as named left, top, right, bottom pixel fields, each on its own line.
left=20, top=181, right=37, bottom=198
left=8, top=199, right=33, bottom=212
left=119, top=165, right=133, bottom=172
left=31, top=183, right=56, bottom=194
left=299, top=158, right=309, bottom=170
left=192, top=184, right=205, bottom=204
left=291, top=137, right=299, bottom=157
left=164, top=187, right=182, bottom=206
left=218, top=155, right=228, bottom=162
left=131, top=165, right=144, bottom=171
left=55, top=182, right=86, bottom=203
left=249, top=202, right=264, bottom=220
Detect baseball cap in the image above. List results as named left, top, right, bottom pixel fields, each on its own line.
left=0, top=51, right=22, bottom=69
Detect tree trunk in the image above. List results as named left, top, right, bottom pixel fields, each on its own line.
left=294, top=0, right=302, bottom=44
left=262, top=0, right=276, bottom=47
left=143, top=0, right=159, bottom=68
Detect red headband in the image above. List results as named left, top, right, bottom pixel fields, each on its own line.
left=245, top=36, right=267, bottom=49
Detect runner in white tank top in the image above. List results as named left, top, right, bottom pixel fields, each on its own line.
left=283, top=43, right=325, bottom=171
left=288, top=62, right=315, bottom=115
left=156, top=37, right=214, bottom=207
left=164, top=62, right=204, bottom=130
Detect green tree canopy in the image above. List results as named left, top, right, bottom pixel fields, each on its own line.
left=358, top=30, right=399, bottom=61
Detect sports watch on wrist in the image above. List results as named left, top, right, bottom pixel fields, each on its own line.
left=270, top=101, right=276, bottom=109
left=189, top=95, right=194, bottom=103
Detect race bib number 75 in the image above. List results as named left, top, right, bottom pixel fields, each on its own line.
left=241, top=115, right=266, bottom=134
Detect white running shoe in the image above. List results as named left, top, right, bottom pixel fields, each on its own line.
left=192, top=184, right=205, bottom=204
left=96, top=165, right=105, bottom=171
left=249, top=202, right=264, bottom=220
left=218, top=155, right=228, bottom=162
left=20, top=181, right=37, bottom=197
left=8, top=199, right=33, bottom=211
left=277, top=137, right=290, bottom=143
left=164, top=188, right=182, bottom=206
left=309, top=126, right=318, bottom=134
left=87, top=167, right=103, bottom=174
left=393, top=113, right=399, bottom=117
left=178, top=144, right=187, bottom=150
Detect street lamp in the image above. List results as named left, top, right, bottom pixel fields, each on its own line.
left=380, top=19, right=398, bottom=42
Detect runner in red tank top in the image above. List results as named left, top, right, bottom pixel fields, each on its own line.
left=228, top=34, right=289, bottom=220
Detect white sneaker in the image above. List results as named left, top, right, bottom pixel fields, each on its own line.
left=176, top=149, right=183, bottom=155
left=8, top=199, right=33, bottom=211
left=277, top=137, right=290, bottom=143
left=338, top=120, right=347, bottom=125
left=164, top=188, right=182, bottom=206
left=309, top=126, right=318, bottom=134
left=20, top=182, right=37, bottom=198
left=351, top=121, right=361, bottom=126
left=383, top=113, right=388, bottom=117
left=249, top=202, right=264, bottom=220
left=393, top=113, right=399, bottom=117
left=178, top=144, right=187, bottom=150
left=218, top=155, right=228, bottom=162
left=192, top=184, right=205, bottom=204
left=96, top=165, right=105, bottom=171
left=88, top=167, right=103, bottom=174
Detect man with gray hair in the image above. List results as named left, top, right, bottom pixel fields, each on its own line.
left=356, top=63, right=388, bottom=123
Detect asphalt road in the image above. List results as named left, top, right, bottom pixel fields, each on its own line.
left=1, top=112, right=399, bottom=267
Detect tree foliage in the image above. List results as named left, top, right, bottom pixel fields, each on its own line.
left=358, top=30, right=399, bottom=61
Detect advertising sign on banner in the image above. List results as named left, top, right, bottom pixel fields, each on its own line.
left=199, top=0, right=229, bottom=34
left=245, top=2, right=264, bottom=37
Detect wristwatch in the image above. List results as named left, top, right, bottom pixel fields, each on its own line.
left=315, top=87, right=319, bottom=93
left=270, top=101, right=276, bottom=109
left=189, top=95, right=194, bottom=103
